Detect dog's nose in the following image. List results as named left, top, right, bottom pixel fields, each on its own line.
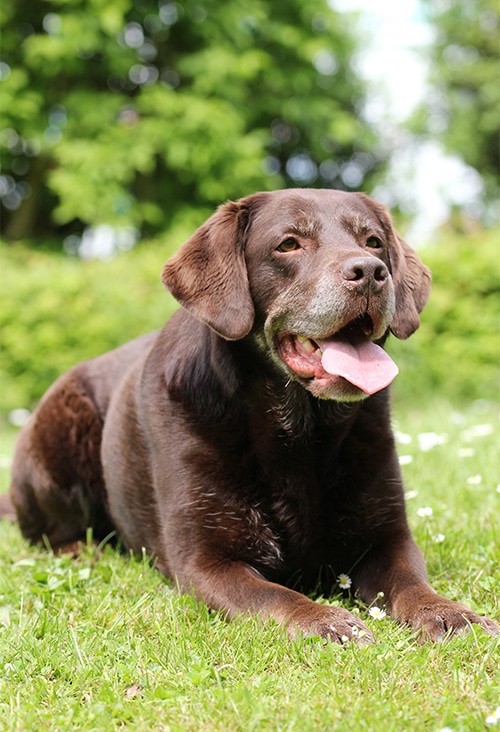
left=341, top=257, right=389, bottom=294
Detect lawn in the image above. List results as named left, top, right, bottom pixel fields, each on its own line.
left=0, top=398, right=498, bottom=731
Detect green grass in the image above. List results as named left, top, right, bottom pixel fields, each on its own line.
left=0, top=399, right=498, bottom=731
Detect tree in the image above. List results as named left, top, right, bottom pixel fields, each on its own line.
left=416, top=0, right=499, bottom=208
left=0, top=0, right=379, bottom=243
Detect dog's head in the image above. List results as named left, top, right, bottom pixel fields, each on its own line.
left=162, top=189, right=431, bottom=402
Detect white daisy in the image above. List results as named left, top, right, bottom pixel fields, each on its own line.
left=368, top=606, right=386, bottom=620
left=466, top=474, right=482, bottom=485
left=399, top=455, right=414, bottom=466
left=417, top=432, right=448, bottom=452
left=337, top=573, right=352, bottom=590
left=486, top=706, right=500, bottom=725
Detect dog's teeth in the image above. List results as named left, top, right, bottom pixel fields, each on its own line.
left=297, top=336, right=316, bottom=353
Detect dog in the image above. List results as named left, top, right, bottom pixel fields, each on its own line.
left=5, top=189, right=498, bottom=643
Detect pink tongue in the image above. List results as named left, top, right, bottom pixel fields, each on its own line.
left=316, top=338, right=399, bottom=395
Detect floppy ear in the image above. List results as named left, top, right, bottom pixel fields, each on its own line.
left=162, top=198, right=258, bottom=340
left=389, top=233, right=431, bottom=339
left=361, top=195, right=431, bottom=339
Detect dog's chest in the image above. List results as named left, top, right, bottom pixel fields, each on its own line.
left=234, top=442, right=350, bottom=575
left=186, top=396, right=374, bottom=577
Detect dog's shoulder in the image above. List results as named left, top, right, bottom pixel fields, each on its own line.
left=150, top=310, right=243, bottom=422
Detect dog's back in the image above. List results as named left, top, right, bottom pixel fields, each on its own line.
left=8, top=332, right=157, bottom=546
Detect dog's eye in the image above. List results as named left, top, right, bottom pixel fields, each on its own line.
left=366, top=236, right=382, bottom=249
left=276, top=238, right=301, bottom=253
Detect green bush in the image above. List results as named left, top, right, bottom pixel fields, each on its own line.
left=388, top=227, right=500, bottom=402
left=1, top=227, right=499, bottom=415
left=0, top=239, right=179, bottom=414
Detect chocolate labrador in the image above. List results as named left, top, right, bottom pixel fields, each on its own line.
left=6, top=189, right=498, bottom=643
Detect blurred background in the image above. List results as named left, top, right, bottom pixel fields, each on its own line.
left=0, top=0, right=499, bottom=420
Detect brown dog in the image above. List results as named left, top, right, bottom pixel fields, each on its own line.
left=6, top=189, right=498, bottom=642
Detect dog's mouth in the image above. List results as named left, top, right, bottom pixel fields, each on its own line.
left=276, top=316, right=399, bottom=397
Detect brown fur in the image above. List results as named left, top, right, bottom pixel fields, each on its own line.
left=5, top=189, right=498, bottom=643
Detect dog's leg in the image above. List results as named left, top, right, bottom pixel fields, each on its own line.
left=9, top=374, right=110, bottom=551
left=174, top=557, right=374, bottom=644
left=353, top=533, right=499, bottom=640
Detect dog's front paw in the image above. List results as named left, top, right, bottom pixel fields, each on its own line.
left=407, top=599, right=499, bottom=642
left=287, top=604, right=374, bottom=645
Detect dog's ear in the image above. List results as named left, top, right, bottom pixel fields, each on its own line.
left=361, top=195, right=431, bottom=339
left=162, top=197, right=262, bottom=340
left=389, top=233, right=431, bottom=339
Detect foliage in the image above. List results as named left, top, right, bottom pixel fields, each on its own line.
left=388, top=226, right=500, bottom=403
left=415, top=0, right=500, bottom=206
left=1, top=226, right=499, bottom=415
left=0, top=401, right=499, bottom=730
left=0, top=0, right=378, bottom=242
left=0, top=239, right=178, bottom=413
